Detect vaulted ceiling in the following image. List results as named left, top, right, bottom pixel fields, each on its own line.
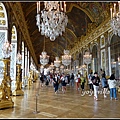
left=20, top=1, right=111, bottom=66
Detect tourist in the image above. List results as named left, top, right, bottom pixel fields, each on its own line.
left=107, top=73, right=118, bottom=100
left=101, top=71, right=108, bottom=98
left=88, top=71, right=94, bottom=96
left=91, top=72, right=100, bottom=101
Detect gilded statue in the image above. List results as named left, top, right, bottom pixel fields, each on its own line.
left=1, top=79, right=11, bottom=101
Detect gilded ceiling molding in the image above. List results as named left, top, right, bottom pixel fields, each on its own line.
left=70, top=17, right=111, bottom=55
left=67, top=3, right=94, bottom=22
left=104, top=32, right=109, bottom=40
left=23, top=3, right=35, bottom=17
left=66, top=28, right=77, bottom=41
left=63, top=28, right=74, bottom=44
left=108, top=28, right=113, bottom=44
left=8, top=2, right=38, bottom=66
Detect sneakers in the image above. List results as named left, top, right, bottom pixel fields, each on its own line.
left=115, top=98, right=118, bottom=100
left=94, top=96, right=98, bottom=101
left=104, top=95, right=107, bottom=98
left=96, top=98, right=98, bottom=101
left=110, top=98, right=118, bottom=100
left=110, top=97, right=113, bottom=100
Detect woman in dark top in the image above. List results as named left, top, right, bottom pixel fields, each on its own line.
left=40, top=74, right=44, bottom=87
left=101, top=71, right=108, bottom=98
left=61, top=73, right=67, bottom=93
left=91, top=72, right=100, bottom=101
left=52, top=74, right=59, bottom=94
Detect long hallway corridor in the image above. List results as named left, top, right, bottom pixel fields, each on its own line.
left=0, top=79, right=120, bottom=119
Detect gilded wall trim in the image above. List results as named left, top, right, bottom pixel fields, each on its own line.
left=70, top=17, right=111, bottom=55
left=8, top=2, right=38, bottom=66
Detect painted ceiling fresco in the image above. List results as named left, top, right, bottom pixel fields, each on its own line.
left=20, top=1, right=111, bottom=64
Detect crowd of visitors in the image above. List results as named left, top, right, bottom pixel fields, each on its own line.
left=39, top=68, right=119, bottom=101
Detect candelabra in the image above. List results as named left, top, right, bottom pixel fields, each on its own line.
left=49, top=62, right=54, bottom=71
left=55, top=67, right=59, bottom=74
left=40, top=51, right=49, bottom=66
left=36, top=1, right=68, bottom=41
left=83, top=52, right=92, bottom=65
left=40, top=36, right=49, bottom=66
left=110, top=2, right=120, bottom=36
left=0, top=40, right=14, bottom=109
left=12, top=52, right=24, bottom=96
left=62, top=49, right=71, bottom=66
left=27, top=70, right=33, bottom=89
left=60, top=64, right=64, bottom=73
left=83, top=51, right=92, bottom=84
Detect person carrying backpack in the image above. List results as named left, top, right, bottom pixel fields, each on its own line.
left=88, top=71, right=94, bottom=96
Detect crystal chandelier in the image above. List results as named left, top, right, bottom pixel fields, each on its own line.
left=40, top=51, right=49, bottom=66
left=55, top=67, right=59, bottom=73
left=16, top=52, right=22, bottom=64
left=83, top=51, right=92, bottom=64
left=110, top=2, right=120, bottom=36
left=60, top=64, right=64, bottom=73
left=60, top=64, right=64, bottom=69
left=2, top=40, right=12, bottom=59
left=49, top=62, right=54, bottom=70
left=40, top=36, right=49, bottom=66
left=62, top=49, right=71, bottom=66
left=40, top=65, right=44, bottom=73
left=36, top=1, right=68, bottom=41
left=54, top=57, right=61, bottom=68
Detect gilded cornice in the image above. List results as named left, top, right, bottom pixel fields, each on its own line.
left=70, top=17, right=111, bottom=55
left=63, top=28, right=77, bottom=45
left=8, top=2, right=38, bottom=66
left=66, top=28, right=77, bottom=42
left=67, top=3, right=94, bottom=22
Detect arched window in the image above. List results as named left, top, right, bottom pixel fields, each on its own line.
left=10, top=25, right=17, bottom=89
left=0, top=2, right=8, bottom=83
left=110, top=35, right=120, bottom=79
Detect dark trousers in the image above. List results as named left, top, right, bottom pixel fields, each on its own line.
left=89, top=83, right=94, bottom=91
left=54, top=84, right=59, bottom=92
left=81, top=83, right=85, bottom=90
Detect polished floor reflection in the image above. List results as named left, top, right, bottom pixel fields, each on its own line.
left=0, top=79, right=120, bottom=119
